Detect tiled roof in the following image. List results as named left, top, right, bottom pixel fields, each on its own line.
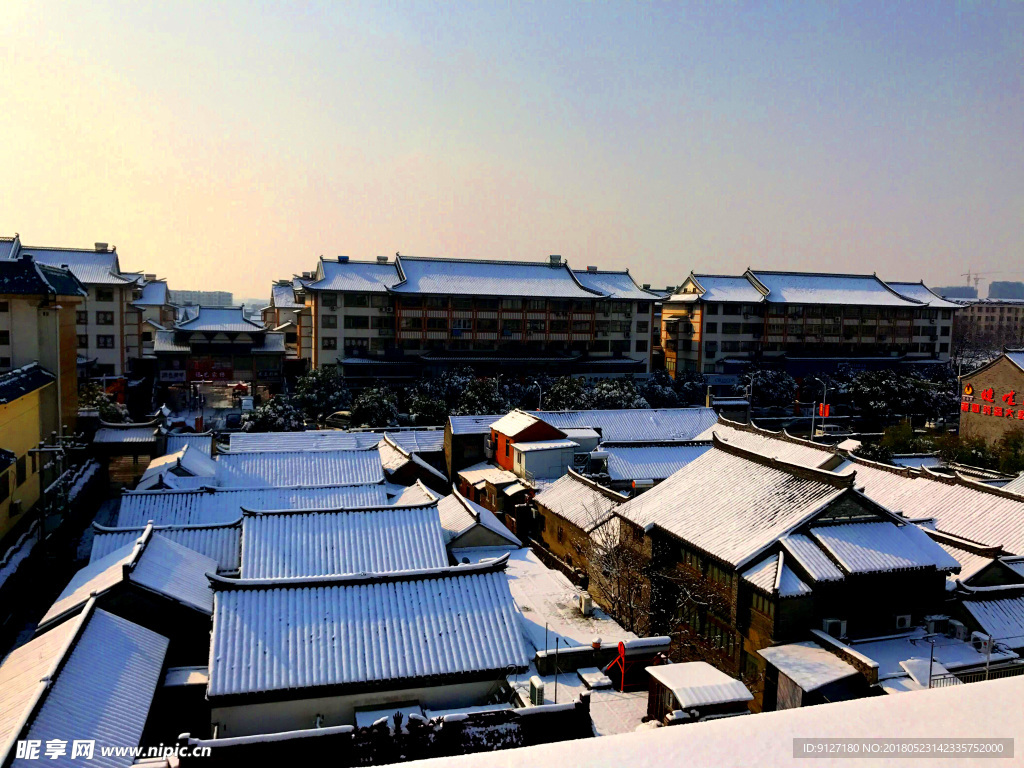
left=40, top=528, right=218, bottom=629
left=116, top=484, right=390, bottom=527
left=252, top=332, right=286, bottom=353
left=740, top=553, right=811, bottom=598
left=534, top=470, right=628, bottom=533
left=617, top=442, right=848, bottom=567
left=207, top=559, right=530, bottom=698
left=572, top=270, right=662, bottom=300
left=138, top=444, right=217, bottom=488
left=537, top=407, right=719, bottom=444
left=962, top=590, right=1024, bottom=643
left=392, top=256, right=602, bottom=299
left=228, top=430, right=382, bottom=452
left=456, top=461, right=518, bottom=489
left=490, top=410, right=547, bottom=436
left=779, top=534, right=845, bottom=583
left=240, top=504, right=449, bottom=578
left=93, top=426, right=159, bottom=444
left=809, top=521, right=961, bottom=575
left=0, top=255, right=87, bottom=297
left=15, top=246, right=135, bottom=285
left=0, top=364, right=55, bottom=404
left=1001, top=472, right=1024, bottom=495
left=166, top=432, right=213, bottom=457
left=449, top=414, right=505, bottom=435
left=514, top=439, right=578, bottom=453
left=152, top=330, right=190, bottom=353
left=134, top=280, right=169, bottom=306
left=886, top=282, right=963, bottom=310
left=91, top=519, right=241, bottom=573
left=748, top=270, right=922, bottom=307
left=0, top=604, right=168, bottom=767
left=271, top=283, right=303, bottom=308
left=215, top=449, right=384, bottom=488
left=604, top=443, right=712, bottom=482
left=757, top=641, right=859, bottom=692
left=386, top=430, right=445, bottom=454
left=686, top=274, right=764, bottom=303
left=305, top=258, right=400, bottom=293
left=0, top=235, right=19, bottom=261
left=437, top=490, right=521, bottom=546
left=174, top=306, right=264, bottom=332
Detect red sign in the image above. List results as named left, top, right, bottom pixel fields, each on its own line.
left=818, top=403, right=830, bottom=418
left=962, top=401, right=1024, bottom=420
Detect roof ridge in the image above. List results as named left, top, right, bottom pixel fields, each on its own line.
left=208, top=553, right=509, bottom=590
left=240, top=501, right=437, bottom=516
left=711, top=431, right=855, bottom=489
left=93, top=517, right=242, bottom=533
left=563, top=466, right=631, bottom=501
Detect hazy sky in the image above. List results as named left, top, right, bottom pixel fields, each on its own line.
left=2, top=1, right=1021, bottom=299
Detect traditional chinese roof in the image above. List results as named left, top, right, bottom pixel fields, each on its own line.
left=13, top=244, right=135, bottom=285
left=0, top=254, right=87, bottom=297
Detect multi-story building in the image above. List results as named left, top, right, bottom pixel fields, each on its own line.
left=0, top=253, right=86, bottom=430
left=130, top=276, right=178, bottom=357
left=662, top=270, right=960, bottom=376
left=169, top=289, right=233, bottom=307
left=958, top=349, right=1024, bottom=444
left=298, top=254, right=661, bottom=381
left=261, top=279, right=311, bottom=372
left=957, top=299, right=1024, bottom=349
left=4, top=236, right=143, bottom=377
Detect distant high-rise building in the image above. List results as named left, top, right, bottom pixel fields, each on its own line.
left=936, top=285, right=978, bottom=300
left=169, top=289, right=233, bottom=306
left=989, top=281, right=1024, bottom=300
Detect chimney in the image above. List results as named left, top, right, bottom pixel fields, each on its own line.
left=338, top=255, right=349, bottom=263
left=642, top=283, right=651, bottom=289
left=549, top=254, right=562, bottom=267
left=95, top=242, right=108, bottom=252
left=587, top=265, right=597, bottom=272
left=376, top=255, right=388, bottom=263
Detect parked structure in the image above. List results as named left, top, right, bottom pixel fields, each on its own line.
left=661, top=270, right=959, bottom=376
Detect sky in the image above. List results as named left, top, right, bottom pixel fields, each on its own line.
left=1, top=1, right=1021, bottom=299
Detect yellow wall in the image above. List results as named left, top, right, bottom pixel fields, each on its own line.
left=0, top=383, right=51, bottom=542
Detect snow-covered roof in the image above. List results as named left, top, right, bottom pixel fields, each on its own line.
left=117, top=484, right=390, bottom=527
left=91, top=519, right=241, bottom=573
left=809, top=521, right=960, bottom=575
left=240, top=504, right=449, bottom=578
left=392, top=256, right=602, bottom=299
left=604, top=443, right=712, bottom=482
left=138, top=444, right=218, bottom=489
left=174, top=305, right=264, bottom=332
left=686, top=274, right=764, bottom=303
left=616, top=441, right=849, bottom=567
left=489, top=410, right=546, bottom=437
left=646, top=662, right=753, bottom=709
left=14, top=245, right=134, bottom=285
left=1001, top=472, right=1024, bottom=495
left=389, top=480, right=441, bottom=506
left=571, top=270, right=662, bottom=300
left=252, top=332, right=286, bottom=353
left=271, top=282, right=303, bottom=308
left=401, top=675, right=1022, bottom=768
left=537, top=407, right=718, bottom=443
left=0, top=603, right=167, bottom=767
left=961, top=589, right=1024, bottom=646
left=134, top=280, right=169, bottom=306
left=779, top=534, right=846, bottom=583
left=757, top=641, right=859, bottom=692
left=514, top=439, right=579, bottom=453
left=305, top=258, right=400, bottom=293
left=534, top=470, right=629, bottom=533
left=850, top=626, right=1017, bottom=680
left=40, top=527, right=218, bottom=629
left=748, top=270, right=922, bottom=307
left=457, top=461, right=518, bottom=488
left=887, top=281, right=963, bottom=309
left=386, top=430, right=445, bottom=454
left=0, top=254, right=87, bottom=297
left=449, top=414, right=505, bottom=435
left=166, top=431, right=213, bottom=457
left=152, top=330, right=190, bottom=353
left=227, top=430, right=382, bottom=452
left=215, top=449, right=384, bottom=488
left=93, top=426, right=159, bottom=444
left=741, top=553, right=811, bottom=598
left=207, top=558, right=530, bottom=698
left=437, top=490, right=521, bottom=547
left=0, top=364, right=55, bottom=405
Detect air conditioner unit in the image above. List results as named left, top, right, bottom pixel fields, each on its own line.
left=971, top=631, right=993, bottom=655
left=926, top=616, right=948, bottom=636
left=948, top=619, right=968, bottom=641
left=384, top=307, right=394, bottom=314
left=579, top=592, right=593, bottom=617
left=822, top=618, right=847, bottom=639
left=529, top=676, right=545, bottom=705
left=895, top=614, right=913, bottom=631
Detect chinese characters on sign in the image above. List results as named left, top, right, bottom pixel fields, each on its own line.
left=16, top=740, right=94, bottom=760
left=962, top=385, right=1024, bottom=419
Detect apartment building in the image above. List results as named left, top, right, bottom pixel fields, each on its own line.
left=261, top=279, right=311, bottom=369
left=4, top=236, right=143, bottom=377
left=662, top=271, right=960, bottom=376
left=297, top=254, right=661, bottom=380
left=130, top=277, right=178, bottom=357
left=957, top=299, right=1024, bottom=348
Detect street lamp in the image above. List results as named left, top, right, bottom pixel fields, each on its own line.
left=529, top=381, right=543, bottom=410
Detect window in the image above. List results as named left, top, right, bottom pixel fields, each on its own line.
left=476, top=298, right=500, bottom=311
left=345, top=293, right=369, bottom=307
left=322, top=315, right=338, bottom=329
left=96, top=288, right=114, bottom=302
left=611, top=340, right=630, bottom=352
left=16, top=455, right=27, bottom=486
left=322, top=294, right=338, bottom=309
left=705, top=323, right=718, bottom=334
left=636, top=339, right=648, bottom=352
left=96, top=311, right=114, bottom=325
left=751, top=591, right=775, bottom=617
left=557, top=526, right=565, bottom=543
left=705, top=304, right=719, bottom=315
left=477, top=318, right=498, bottom=332
left=400, top=317, right=422, bottom=330
left=632, top=525, right=644, bottom=542
left=503, top=319, right=523, bottom=332
left=371, top=316, right=395, bottom=330
left=451, top=297, right=473, bottom=310
left=528, top=319, right=545, bottom=333
left=549, top=320, right=569, bottom=333
left=505, top=439, right=510, bottom=458
left=501, top=298, right=523, bottom=310
left=0, top=357, right=9, bottom=369
left=722, top=323, right=741, bottom=334
left=527, top=299, right=546, bottom=311
left=571, top=320, right=590, bottom=332
left=96, top=335, right=115, bottom=349
left=940, top=343, right=949, bottom=353
left=0, top=331, right=8, bottom=345
left=636, top=303, right=650, bottom=315
left=0, top=301, right=7, bottom=312
left=452, top=318, right=473, bottom=331
left=637, top=321, right=649, bottom=333
left=141, top=331, right=152, bottom=343
left=370, top=294, right=390, bottom=308
left=321, top=337, right=338, bottom=350
left=426, top=317, right=448, bottom=331
left=76, top=311, right=87, bottom=325
left=0, top=469, right=8, bottom=505
left=343, top=316, right=369, bottom=330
